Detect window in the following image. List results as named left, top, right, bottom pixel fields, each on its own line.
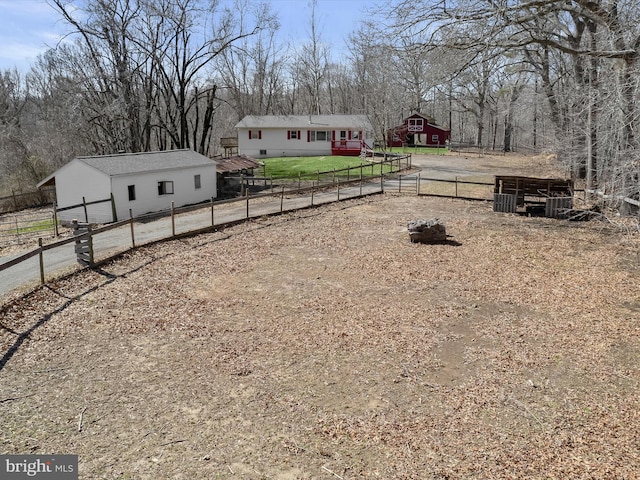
left=259, top=149, right=267, bottom=155
left=339, top=130, right=347, bottom=140
left=408, top=118, right=424, bottom=132
left=432, top=134, right=440, bottom=143
left=310, top=131, right=329, bottom=142
left=158, top=180, right=174, bottom=195
left=249, top=130, right=261, bottom=139
left=352, top=131, right=360, bottom=140
left=288, top=130, right=298, bottom=139
left=128, top=185, right=136, bottom=201
left=194, top=174, right=201, bottom=189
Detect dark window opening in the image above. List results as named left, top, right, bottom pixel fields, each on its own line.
left=158, top=180, right=174, bottom=195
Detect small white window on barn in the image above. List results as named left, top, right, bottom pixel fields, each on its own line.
left=408, top=118, right=424, bottom=132
left=158, top=180, right=174, bottom=195
left=128, top=185, right=136, bottom=201
left=432, top=134, right=440, bottom=143
left=194, top=174, right=201, bottom=189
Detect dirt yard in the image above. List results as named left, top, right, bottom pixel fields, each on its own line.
left=1, top=154, right=639, bottom=479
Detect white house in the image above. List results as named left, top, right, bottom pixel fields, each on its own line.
left=37, top=150, right=217, bottom=223
left=235, top=115, right=375, bottom=158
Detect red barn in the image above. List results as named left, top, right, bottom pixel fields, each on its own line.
left=387, top=113, right=451, bottom=147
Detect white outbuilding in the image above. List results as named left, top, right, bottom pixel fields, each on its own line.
left=37, top=150, right=217, bottom=224
left=235, top=114, right=375, bottom=158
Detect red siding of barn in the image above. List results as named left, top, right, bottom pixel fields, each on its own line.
left=387, top=113, right=451, bottom=147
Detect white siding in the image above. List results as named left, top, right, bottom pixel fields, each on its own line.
left=55, top=160, right=113, bottom=223
left=238, top=128, right=328, bottom=157
left=111, top=164, right=217, bottom=219
left=238, top=128, right=374, bottom=158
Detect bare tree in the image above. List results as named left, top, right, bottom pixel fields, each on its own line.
left=389, top=0, right=640, bottom=195
left=46, top=0, right=271, bottom=155
left=292, top=0, right=331, bottom=115
left=215, top=2, right=284, bottom=118
left=347, top=21, right=405, bottom=147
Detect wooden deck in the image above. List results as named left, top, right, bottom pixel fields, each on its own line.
left=331, top=140, right=366, bottom=156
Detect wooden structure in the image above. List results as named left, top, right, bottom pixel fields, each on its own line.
left=220, top=137, right=238, bottom=157
left=216, top=154, right=261, bottom=197
left=71, top=220, right=92, bottom=265
left=493, top=176, right=574, bottom=217
left=387, top=113, right=451, bottom=148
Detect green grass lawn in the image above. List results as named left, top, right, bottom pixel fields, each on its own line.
left=20, top=218, right=56, bottom=233
left=262, top=156, right=393, bottom=179
left=381, top=146, right=449, bottom=155
left=9, top=218, right=56, bottom=235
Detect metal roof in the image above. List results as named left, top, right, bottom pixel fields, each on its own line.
left=216, top=155, right=261, bottom=173
left=235, top=115, right=373, bottom=130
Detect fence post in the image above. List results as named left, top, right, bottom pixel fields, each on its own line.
left=53, top=201, right=59, bottom=237
left=298, top=172, right=301, bottom=189
left=171, top=201, right=175, bottom=236
left=270, top=176, right=273, bottom=193
left=455, top=176, right=458, bottom=197
left=110, top=193, right=118, bottom=222
left=337, top=180, right=340, bottom=201
left=280, top=186, right=285, bottom=213
left=317, top=170, right=320, bottom=184
left=246, top=188, right=250, bottom=218
left=211, top=197, right=215, bottom=226
left=399, top=175, right=402, bottom=193
left=311, top=184, right=314, bottom=206
left=88, top=226, right=94, bottom=265
left=380, top=172, right=384, bottom=193
left=129, top=209, right=135, bottom=248
left=38, top=238, right=45, bottom=285
left=82, top=197, right=88, bottom=223
left=417, top=173, right=421, bottom=195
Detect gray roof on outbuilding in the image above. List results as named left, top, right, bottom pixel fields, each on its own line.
left=78, top=149, right=215, bottom=176
left=37, top=149, right=216, bottom=188
left=235, top=115, right=373, bottom=130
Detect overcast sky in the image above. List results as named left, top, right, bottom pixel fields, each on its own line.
left=0, top=0, right=377, bottom=73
